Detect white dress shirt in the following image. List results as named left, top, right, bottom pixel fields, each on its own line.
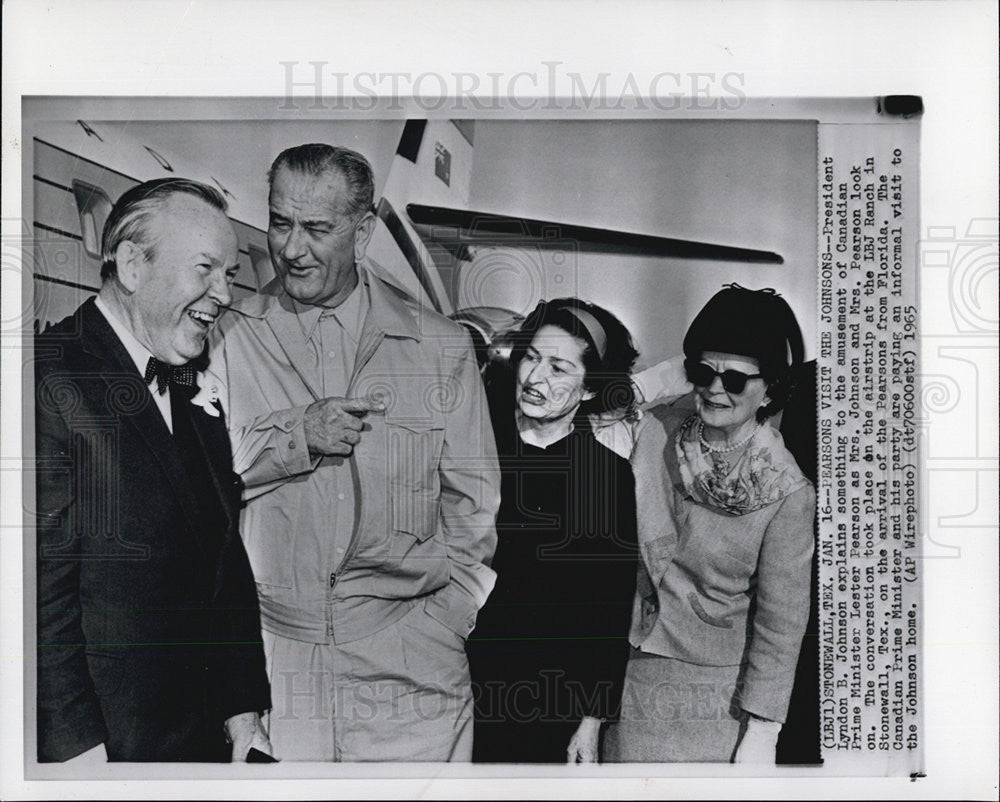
left=94, top=295, right=173, bottom=433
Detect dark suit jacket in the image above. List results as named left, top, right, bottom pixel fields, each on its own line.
left=34, top=299, right=270, bottom=762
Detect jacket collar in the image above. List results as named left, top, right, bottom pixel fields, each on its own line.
left=73, top=298, right=235, bottom=568
left=78, top=295, right=138, bottom=366
left=230, top=259, right=422, bottom=342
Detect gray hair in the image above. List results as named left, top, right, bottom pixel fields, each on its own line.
left=267, top=143, right=375, bottom=220
left=100, top=178, right=228, bottom=281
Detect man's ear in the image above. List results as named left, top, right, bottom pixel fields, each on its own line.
left=114, top=241, right=145, bottom=293
left=353, top=212, right=376, bottom=262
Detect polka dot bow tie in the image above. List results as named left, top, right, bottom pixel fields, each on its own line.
left=144, top=357, right=197, bottom=396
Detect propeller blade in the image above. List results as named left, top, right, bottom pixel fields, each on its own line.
left=405, top=203, right=783, bottom=264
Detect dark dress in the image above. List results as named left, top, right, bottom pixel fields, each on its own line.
left=467, top=367, right=638, bottom=763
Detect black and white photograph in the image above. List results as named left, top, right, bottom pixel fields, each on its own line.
left=24, top=110, right=820, bottom=769
left=2, top=2, right=997, bottom=800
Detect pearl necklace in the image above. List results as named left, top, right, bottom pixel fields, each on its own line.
left=698, top=419, right=760, bottom=454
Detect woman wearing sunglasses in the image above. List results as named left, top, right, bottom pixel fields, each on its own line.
left=466, top=298, right=640, bottom=764
left=604, top=284, right=815, bottom=764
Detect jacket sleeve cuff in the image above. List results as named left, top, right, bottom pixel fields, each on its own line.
left=269, top=405, right=314, bottom=477
left=218, top=679, right=272, bottom=722
left=737, top=680, right=794, bottom=724
left=38, top=704, right=108, bottom=763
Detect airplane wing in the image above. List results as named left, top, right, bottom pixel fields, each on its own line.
left=405, top=203, right=784, bottom=264
left=371, top=119, right=786, bottom=317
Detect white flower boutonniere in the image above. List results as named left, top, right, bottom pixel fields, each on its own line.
left=191, top=368, right=224, bottom=418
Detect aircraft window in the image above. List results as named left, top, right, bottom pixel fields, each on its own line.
left=70, top=180, right=113, bottom=260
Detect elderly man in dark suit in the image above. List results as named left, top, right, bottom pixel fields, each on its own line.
left=34, top=178, right=271, bottom=763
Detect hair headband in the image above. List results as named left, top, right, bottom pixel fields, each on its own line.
left=563, top=306, right=608, bottom=361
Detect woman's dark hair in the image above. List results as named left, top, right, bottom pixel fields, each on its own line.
left=683, top=283, right=805, bottom=421
left=508, top=297, right=640, bottom=418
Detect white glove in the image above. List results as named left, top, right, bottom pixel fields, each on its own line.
left=224, top=711, right=273, bottom=761
left=733, top=715, right=781, bottom=764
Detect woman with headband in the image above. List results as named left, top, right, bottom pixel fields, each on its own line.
left=466, top=298, right=640, bottom=763
left=603, top=284, right=815, bottom=763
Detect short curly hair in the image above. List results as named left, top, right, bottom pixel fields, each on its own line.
left=509, top=297, right=640, bottom=418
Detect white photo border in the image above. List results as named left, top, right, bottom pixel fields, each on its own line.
left=2, top=2, right=997, bottom=799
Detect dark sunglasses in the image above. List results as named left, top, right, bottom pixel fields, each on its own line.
left=685, top=360, right=763, bottom=394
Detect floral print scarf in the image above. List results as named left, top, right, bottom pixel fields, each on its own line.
left=674, top=414, right=809, bottom=515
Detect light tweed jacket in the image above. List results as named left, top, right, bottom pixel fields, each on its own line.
left=628, top=395, right=815, bottom=723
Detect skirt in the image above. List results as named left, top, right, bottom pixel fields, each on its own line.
left=603, top=650, right=746, bottom=763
